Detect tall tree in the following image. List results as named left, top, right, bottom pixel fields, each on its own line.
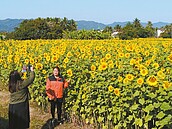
left=133, top=18, right=142, bottom=28
left=160, top=24, right=172, bottom=38
left=119, top=22, right=134, bottom=40
left=114, top=24, right=122, bottom=32
left=145, top=21, right=156, bottom=37
left=103, top=26, right=113, bottom=33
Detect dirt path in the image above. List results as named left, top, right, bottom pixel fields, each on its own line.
left=0, top=89, right=9, bottom=106
left=0, top=88, right=82, bottom=129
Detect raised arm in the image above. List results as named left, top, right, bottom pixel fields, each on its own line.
left=21, top=71, right=35, bottom=88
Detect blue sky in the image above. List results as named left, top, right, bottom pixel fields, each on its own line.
left=1, top=0, right=172, bottom=24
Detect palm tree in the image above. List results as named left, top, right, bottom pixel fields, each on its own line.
left=133, top=18, right=142, bottom=28
left=114, top=24, right=122, bottom=32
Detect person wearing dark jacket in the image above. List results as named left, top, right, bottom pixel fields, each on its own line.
left=8, top=66, right=35, bottom=129
left=46, top=66, right=70, bottom=124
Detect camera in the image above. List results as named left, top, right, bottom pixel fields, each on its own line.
left=27, top=64, right=32, bottom=71
left=22, top=64, right=32, bottom=72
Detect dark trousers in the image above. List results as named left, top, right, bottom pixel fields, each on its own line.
left=9, top=100, right=30, bottom=129
left=50, top=98, right=63, bottom=121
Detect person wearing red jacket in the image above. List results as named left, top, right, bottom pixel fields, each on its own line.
left=46, top=66, right=70, bottom=123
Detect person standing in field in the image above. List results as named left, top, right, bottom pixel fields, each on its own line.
left=46, top=66, right=70, bottom=124
left=8, top=65, right=35, bottom=129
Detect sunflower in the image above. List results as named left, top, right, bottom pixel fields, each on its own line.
left=89, top=71, right=96, bottom=79
left=95, top=46, right=100, bottom=51
left=91, top=64, right=96, bottom=71
left=145, top=50, right=150, bottom=57
left=105, top=53, right=111, bottom=60
left=108, top=60, right=113, bottom=65
left=14, top=56, right=20, bottom=64
left=82, top=94, right=86, bottom=99
left=146, top=75, right=158, bottom=87
left=157, top=70, right=165, bottom=79
left=29, top=58, right=35, bottom=65
left=37, top=55, right=42, bottom=62
left=67, top=51, right=72, bottom=57
left=151, top=55, right=156, bottom=61
left=138, top=57, right=143, bottom=62
left=102, top=48, right=106, bottom=53
left=125, top=45, right=134, bottom=51
left=137, top=78, right=144, bottom=85
left=118, top=76, right=123, bottom=82
left=123, top=78, right=129, bottom=84
left=118, top=52, right=124, bottom=58
left=140, top=69, right=148, bottom=76
left=100, top=58, right=106, bottom=63
left=99, top=62, right=108, bottom=71
left=7, top=55, right=13, bottom=63
left=166, top=68, right=171, bottom=75
left=167, top=53, right=172, bottom=62
left=163, top=81, right=171, bottom=90
left=0, top=59, right=2, bottom=64
left=52, top=55, right=59, bottom=62
left=4, top=63, right=7, bottom=68
left=22, top=72, right=27, bottom=80
left=42, top=69, right=47, bottom=74
left=125, top=45, right=131, bottom=51
left=43, top=53, right=48, bottom=58
left=114, top=88, right=120, bottom=96
left=72, top=45, right=77, bottom=50
left=108, top=85, right=114, bottom=92
left=160, top=67, right=165, bottom=72
left=111, top=77, right=115, bottom=81
left=145, top=60, right=151, bottom=66
left=75, top=51, right=80, bottom=57
left=24, top=59, right=29, bottom=64
left=152, top=63, right=159, bottom=69
left=115, top=61, right=119, bottom=67
left=67, top=69, right=73, bottom=77
left=125, top=53, right=130, bottom=58
left=35, top=63, right=43, bottom=70
left=63, top=57, right=69, bottom=63
left=139, top=64, right=146, bottom=70
left=126, top=74, right=134, bottom=81
left=46, top=56, right=50, bottom=62
left=109, top=63, right=114, bottom=68
left=80, top=48, right=85, bottom=53
left=130, top=58, right=136, bottom=65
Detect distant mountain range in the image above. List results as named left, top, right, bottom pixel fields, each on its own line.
left=0, top=19, right=171, bottom=32
left=77, top=20, right=171, bottom=30
left=0, top=19, right=24, bottom=32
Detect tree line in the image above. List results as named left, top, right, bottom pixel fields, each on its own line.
left=3, top=17, right=172, bottom=40
left=104, top=18, right=172, bottom=39
left=6, top=17, right=77, bottom=40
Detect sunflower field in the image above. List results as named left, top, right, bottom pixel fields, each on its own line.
left=0, top=38, right=172, bottom=129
